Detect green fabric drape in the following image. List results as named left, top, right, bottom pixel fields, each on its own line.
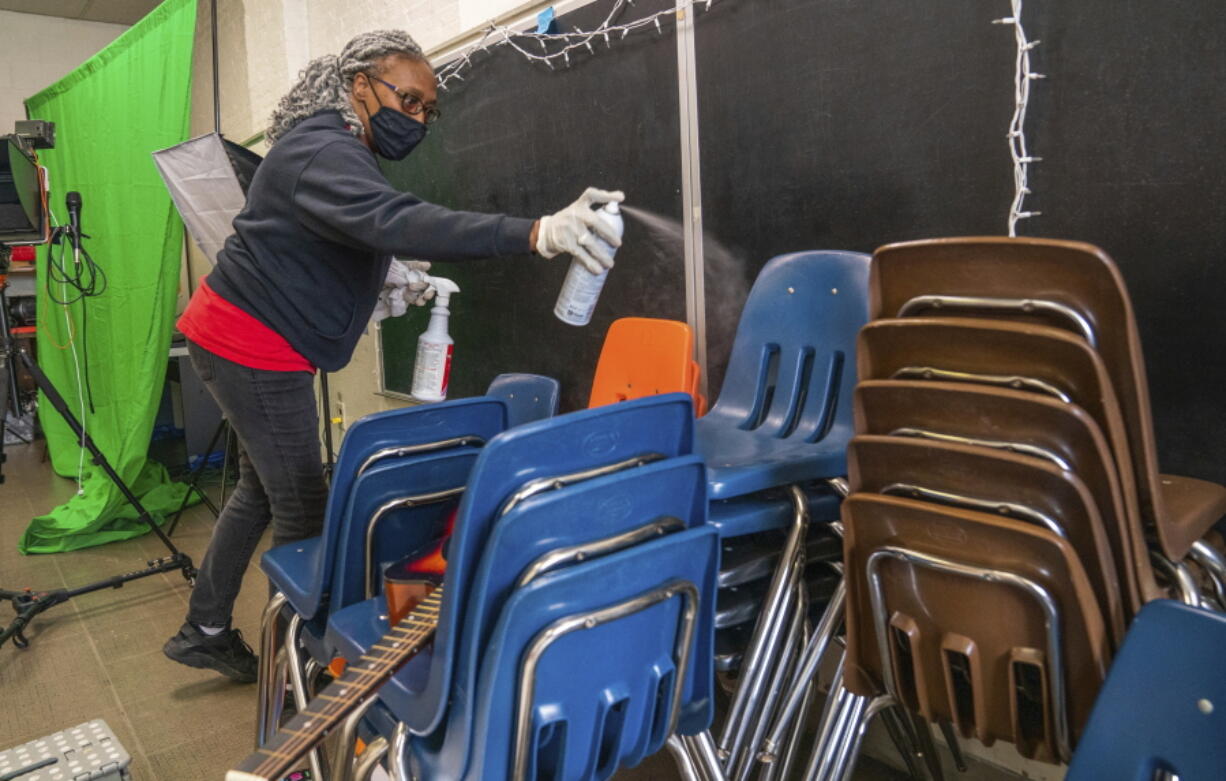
left=20, top=0, right=198, bottom=553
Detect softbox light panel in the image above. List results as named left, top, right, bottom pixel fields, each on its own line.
left=153, top=133, right=262, bottom=264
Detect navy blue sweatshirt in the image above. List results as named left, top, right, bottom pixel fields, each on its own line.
left=207, top=110, right=535, bottom=371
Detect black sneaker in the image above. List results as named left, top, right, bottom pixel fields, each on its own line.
left=163, top=622, right=258, bottom=683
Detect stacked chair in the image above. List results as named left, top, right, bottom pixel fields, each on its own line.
left=588, top=316, right=707, bottom=415
left=256, top=376, right=559, bottom=779
left=485, top=373, right=560, bottom=428
left=324, top=394, right=718, bottom=779
left=814, top=236, right=1226, bottom=777
left=250, top=250, right=883, bottom=781
left=673, top=250, right=882, bottom=781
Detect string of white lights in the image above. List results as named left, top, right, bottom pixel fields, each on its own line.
left=436, top=0, right=714, bottom=90
left=440, top=0, right=1043, bottom=237
left=994, top=0, right=1044, bottom=236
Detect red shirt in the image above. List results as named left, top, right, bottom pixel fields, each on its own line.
left=178, top=279, right=315, bottom=373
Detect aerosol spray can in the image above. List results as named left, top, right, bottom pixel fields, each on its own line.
left=411, top=276, right=461, bottom=403
left=554, top=201, right=623, bottom=326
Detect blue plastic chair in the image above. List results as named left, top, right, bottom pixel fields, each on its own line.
left=486, top=373, right=560, bottom=428
left=326, top=393, right=696, bottom=738
left=260, top=397, right=507, bottom=622
left=1067, top=600, right=1226, bottom=780
left=691, top=251, right=870, bottom=770
left=332, top=455, right=712, bottom=774
left=696, top=250, right=870, bottom=502
left=420, top=525, right=720, bottom=780
left=330, top=449, right=478, bottom=616
left=256, top=398, right=507, bottom=745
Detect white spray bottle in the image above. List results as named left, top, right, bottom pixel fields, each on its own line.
left=554, top=201, right=623, bottom=326
left=411, top=276, right=461, bottom=403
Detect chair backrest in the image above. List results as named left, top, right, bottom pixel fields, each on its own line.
left=588, top=317, right=697, bottom=409
left=463, top=526, right=720, bottom=780
left=842, top=493, right=1110, bottom=764
left=858, top=315, right=1203, bottom=561
left=705, top=251, right=870, bottom=443
left=870, top=238, right=1166, bottom=554
left=329, top=448, right=479, bottom=613
left=402, top=393, right=697, bottom=735
left=849, top=434, right=1125, bottom=644
left=1066, top=600, right=1226, bottom=781
left=289, top=397, right=507, bottom=617
left=415, top=456, right=711, bottom=779
left=486, top=374, right=560, bottom=428
left=854, top=380, right=1160, bottom=612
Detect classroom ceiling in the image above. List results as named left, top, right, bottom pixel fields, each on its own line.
left=0, top=0, right=161, bottom=25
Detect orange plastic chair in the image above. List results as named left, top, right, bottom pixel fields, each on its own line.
left=588, top=317, right=706, bottom=415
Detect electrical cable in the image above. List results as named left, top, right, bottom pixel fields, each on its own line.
left=44, top=209, right=90, bottom=493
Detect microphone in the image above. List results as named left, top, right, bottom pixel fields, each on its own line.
left=66, top=191, right=82, bottom=245
left=66, top=191, right=82, bottom=267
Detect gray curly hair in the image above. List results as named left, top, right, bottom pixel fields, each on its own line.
left=266, top=29, right=428, bottom=144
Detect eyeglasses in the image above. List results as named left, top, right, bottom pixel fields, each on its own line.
left=367, top=74, right=441, bottom=124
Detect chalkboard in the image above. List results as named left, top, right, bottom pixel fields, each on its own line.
left=380, top=0, right=684, bottom=412
left=692, top=0, right=1226, bottom=480
left=384, top=0, right=1226, bottom=481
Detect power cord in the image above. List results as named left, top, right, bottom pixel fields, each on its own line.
left=45, top=223, right=103, bottom=416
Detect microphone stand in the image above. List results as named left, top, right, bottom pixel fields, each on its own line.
left=0, top=244, right=196, bottom=652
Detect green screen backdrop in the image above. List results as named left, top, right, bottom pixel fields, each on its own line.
left=20, top=0, right=198, bottom=553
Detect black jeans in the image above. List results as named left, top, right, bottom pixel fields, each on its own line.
left=185, top=340, right=327, bottom=628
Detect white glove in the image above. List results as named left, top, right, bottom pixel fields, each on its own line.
left=371, top=259, right=435, bottom=323
left=535, top=187, right=625, bottom=274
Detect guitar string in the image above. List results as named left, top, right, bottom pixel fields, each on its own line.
left=248, top=592, right=444, bottom=775
left=251, top=619, right=438, bottom=772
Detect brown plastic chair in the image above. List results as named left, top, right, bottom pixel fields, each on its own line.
left=587, top=317, right=705, bottom=414
left=870, top=237, right=1226, bottom=561
left=854, top=379, right=1163, bottom=614
left=841, top=493, right=1111, bottom=764
left=848, top=434, right=1126, bottom=645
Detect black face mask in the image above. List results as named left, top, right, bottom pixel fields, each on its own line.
left=364, top=94, right=428, bottom=160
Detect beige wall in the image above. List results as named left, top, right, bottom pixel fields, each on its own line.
left=187, top=0, right=546, bottom=441
left=0, top=10, right=129, bottom=136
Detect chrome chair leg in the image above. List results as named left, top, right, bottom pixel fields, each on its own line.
left=668, top=736, right=706, bottom=781
left=719, top=485, right=810, bottom=766
left=1152, top=551, right=1201, bottom=606
left=731, top=578, right=807, bottom=781
left=1189, top=540, right=1226, bottom=611
left=826, top=690, right=871, bottom=781
left=906, top=710, right=946, bottom=781
left=722, top=549, right=804, bottom=771
left=759, top=577, right=846, bottom=764
left=937, top=719, right=968, bottom=772
left=353, top=735, right=389, bottom=781
left=285, top=613, right=330, bottom=781
left=387, top=721, right=411, bottom=781
left=268, top=646, right=289, bottom=738
left=776, top=676, right=818, bottom=781
left=833, top=695, right=898, bottom=781
left=256, top=592, right=289, bottom=747
left=800, top=656, right=851, bottom=781
left=690, top=730, right=726, bottom=780
left=879, top=704, right=929, bottom=780
left=332, top=697, right=378, bottom=781
left=304, top=658, right=324, bottom=698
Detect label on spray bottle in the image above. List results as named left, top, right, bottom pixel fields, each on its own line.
left=554, top=265, right=610, bottom=326
left=412, top=340, right=453, bottom=401
left=554, top=202, right=623, bottom=327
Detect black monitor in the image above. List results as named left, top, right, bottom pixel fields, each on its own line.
left=0, top=135, right=47, bottom=244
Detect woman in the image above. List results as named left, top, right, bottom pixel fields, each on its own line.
left=163, top=29, right=622, bottom=681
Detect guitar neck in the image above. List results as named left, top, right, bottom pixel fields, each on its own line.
left=227, top=586, right=444, bottom=781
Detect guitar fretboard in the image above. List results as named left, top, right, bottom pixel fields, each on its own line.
left=227, top=586, right=444, bottom=781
